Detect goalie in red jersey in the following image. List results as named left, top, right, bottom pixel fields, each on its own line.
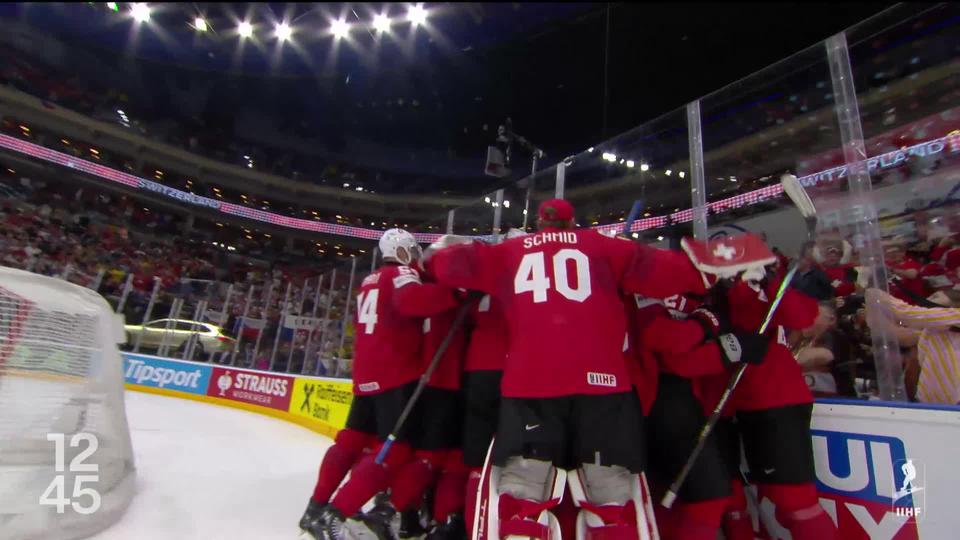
left=425, top=199, right=779, bottom=540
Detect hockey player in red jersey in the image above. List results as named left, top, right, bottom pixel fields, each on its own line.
left=425, top=199, right=779, bottom=540
left=633, top=292, right=765, bottom=540
left=646, top=271, right=838, bottom=540
left=301, top=228, right=463, bottom=540
left=384, top=288, right=470, bottom=540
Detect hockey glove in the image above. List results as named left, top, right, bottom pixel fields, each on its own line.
left=689, top=306, right=730, bottom=339
left=717, top=333, right=769, bottom=367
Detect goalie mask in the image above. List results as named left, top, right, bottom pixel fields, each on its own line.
left=379, top=228, right=422, bottom=265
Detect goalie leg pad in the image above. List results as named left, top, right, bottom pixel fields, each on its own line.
left=567, top=466, right=659, bottom=540
left=478, top=457, right=567, bottom=540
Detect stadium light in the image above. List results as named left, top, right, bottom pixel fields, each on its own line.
left=331, top=18, right=349, bottom=39
left=678, top=171, right=686, bottom=178
left=237, top=20, right=253, bottom=38
left=130, top=3, right=150, bottom=23
left=373, top=13, right=391, bottom=33
left=665, top=169, right=672, bottom=176
left=408, top=4, right=428, bottom=27
left=275, top=22, right=292, bottom=41
left=640, top=163, right=650, bottom=172
left=194, top=17, right=207, bottom=32
left=626, top=160, right=635, bottom=168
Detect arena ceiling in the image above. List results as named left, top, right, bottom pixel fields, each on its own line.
left=3, top=2, right=895, bottom=185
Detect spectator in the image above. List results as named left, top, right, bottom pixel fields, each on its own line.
left=885, top=239, right=927, bottom=303
left=819, top=239, right=859, bottom=298
left=867, top=287, right=960, bottom=405
left=791, top=301, right=856, bottom=397
left=792, top=241, right=834, bottom=301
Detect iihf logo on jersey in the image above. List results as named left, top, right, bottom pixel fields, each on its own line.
left=217, top=371, right=233, bottom=396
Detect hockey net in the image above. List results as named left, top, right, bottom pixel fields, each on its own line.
left=0, top=266, right=136, bottom=540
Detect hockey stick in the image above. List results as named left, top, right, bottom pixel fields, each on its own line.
left=375, top=299, right=474, bottom=465
left=622, top=199, right=645, bottom=237
left=663, top=174, right=818, bottom=508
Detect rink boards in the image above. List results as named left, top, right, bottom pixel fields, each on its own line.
left=120, top=353, right=960, bottom=540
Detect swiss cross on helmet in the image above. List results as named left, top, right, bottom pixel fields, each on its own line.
left=379, top=228, right=421, bottom=265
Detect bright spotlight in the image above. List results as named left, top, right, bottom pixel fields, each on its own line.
left=130, top=3, right=150, bottom=23
left=640, top=163, right=650, bottom=172
left=373, top=13, right=391, bottom=33
left=237, top=21, right=254, bottom=38
left=408, top=4, right=428, bottom=26
left=194, top=17, right=207, bottom=32
left=331, top=18, right=349, bottom=39
left=275, top=22, right=292, bottom=41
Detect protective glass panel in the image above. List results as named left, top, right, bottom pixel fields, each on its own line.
left=698, top=43, right=874, bottom=399
left=451, top=196, right=497, bottom=238
left=844, top=3, right=960, bottom=404
left=563, top=108, right=690, bottom=248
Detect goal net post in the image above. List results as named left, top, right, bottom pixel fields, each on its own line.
left=0, top=266, right=136, bottom=540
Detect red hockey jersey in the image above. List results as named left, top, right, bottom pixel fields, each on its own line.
left=464, top=294, right=508, bottom=372
left=422, top=304, right=469, bottom=390
left=352, top=263, right=458, bottom=396
left=427, top=228, right=708, bottom=398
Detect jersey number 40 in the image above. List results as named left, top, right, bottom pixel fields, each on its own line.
left=513, top=249, right=591, bottom=303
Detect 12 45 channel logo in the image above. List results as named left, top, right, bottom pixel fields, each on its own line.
left=38, top=433, right=102, bottom=515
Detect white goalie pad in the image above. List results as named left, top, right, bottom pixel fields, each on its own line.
left=474, top=457, right=567, bottom=540
left=567, top=467, right=659, bottom=540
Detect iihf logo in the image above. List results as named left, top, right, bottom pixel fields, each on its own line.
left=892, top=458, right=925, bottom=523
left=217, top=371, right=233, bottom=396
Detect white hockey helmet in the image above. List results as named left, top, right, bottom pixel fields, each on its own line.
left=379, top=228, right=421, bottom=265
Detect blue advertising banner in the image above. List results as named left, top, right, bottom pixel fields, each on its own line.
left=122, top=353, right=212, bottom=395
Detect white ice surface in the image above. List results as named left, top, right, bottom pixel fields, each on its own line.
left=92, top=390, right=332, bottom=540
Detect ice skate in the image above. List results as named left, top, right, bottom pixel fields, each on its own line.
left=425, top=514, right=466, bottom=540
left=300, top=500, right=329, bottom=532
left=398, top=509, right=428, bottom=540
left=304, top=505, right=347, bottom=540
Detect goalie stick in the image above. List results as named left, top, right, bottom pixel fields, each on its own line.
left=663, top=174, right=818, bottom=508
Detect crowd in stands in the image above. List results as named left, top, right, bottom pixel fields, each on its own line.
left=3, top=163, right=960, bottom=400
left=0, top=172, right=360, bottom=378
left=789, top=216, right=960, bottom=403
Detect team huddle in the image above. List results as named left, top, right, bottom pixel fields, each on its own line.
left=298, top=199, right=838, bottom=540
